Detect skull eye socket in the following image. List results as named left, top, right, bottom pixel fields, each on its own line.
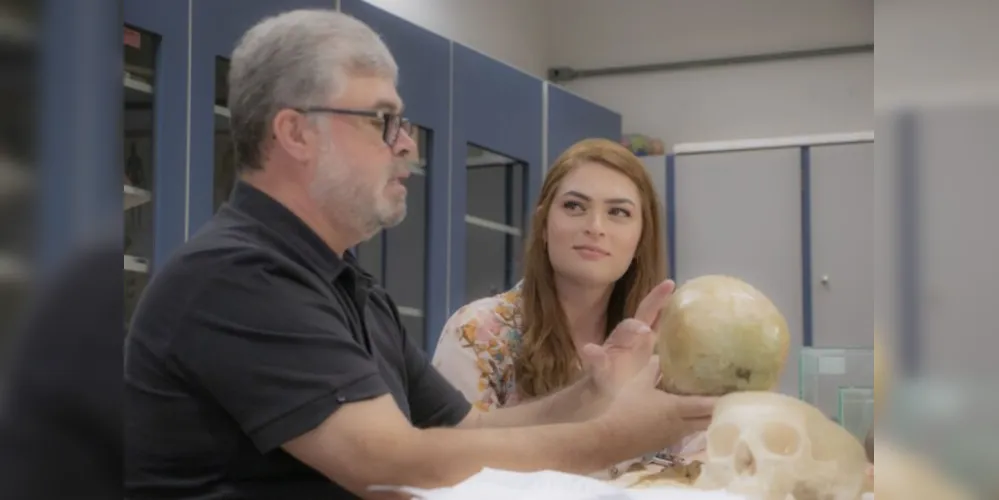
left=707, top=423, right=740, bottom=457
left=761, top=422, right=802, bottom=456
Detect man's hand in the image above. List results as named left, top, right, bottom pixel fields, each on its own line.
left=580, top=279, right=675, bottom=396
left=595, top=357, right=717, bottom=454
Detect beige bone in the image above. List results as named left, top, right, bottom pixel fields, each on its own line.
left=694, top=391, right=869, bottom=500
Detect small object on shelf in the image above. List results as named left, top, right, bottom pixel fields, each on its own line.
left=126, top=142, right=144, bottom=187
left=123, top=71, right=153, bottom=93
left=124, top=254, right=149, bottom=274
left=621, top=133, right=666, bottom=157
left=124, top=184, right=151, bottom=211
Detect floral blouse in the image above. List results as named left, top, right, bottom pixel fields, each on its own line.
left=431, top=282, right=527, bottom=412
left=431, top=282, right=706, bottom=477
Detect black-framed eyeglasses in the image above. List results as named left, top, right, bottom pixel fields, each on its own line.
left=294, top=106, right=413, bottom=147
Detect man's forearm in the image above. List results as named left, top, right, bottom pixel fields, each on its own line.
left=398, top=419, right=638, bottom=489
left=466, top=376, right=609, bottom=429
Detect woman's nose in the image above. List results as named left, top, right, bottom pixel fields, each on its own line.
left=584, top=214, right=606, bottom=236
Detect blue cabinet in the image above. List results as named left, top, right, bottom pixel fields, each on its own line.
left=546, top=84, right=622, bottom=166
left=60, top=1, right=623, bottom=348
left=189, top=0, right=332, bottom=234
left=342, top=0, right=451, bottom=352
left=450, top=44, right=544, bottom=321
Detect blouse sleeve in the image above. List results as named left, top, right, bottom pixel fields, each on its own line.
left=431, top=300, right=509, bottom=412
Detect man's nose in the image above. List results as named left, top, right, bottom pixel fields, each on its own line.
left=393, top=128, right=417, bottom=158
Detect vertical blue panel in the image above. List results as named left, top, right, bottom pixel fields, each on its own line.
left=451, top=44, right=543, bottom=316
left=546, top=85, right=622, bottom=166
left=38, top=0, right=123, bottom=273
left=124, top=0, right=190, bottom=272
left=341, top=0, right=451, bottom=352
left=665, top=154, right=677, bottom=280
left=800, top=146, right=814, bottom=347
left=189, top=0, right=331, bottom=236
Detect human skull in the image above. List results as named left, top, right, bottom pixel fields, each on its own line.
left=694, top=391, right=869, bottom=500
left=658, top=275, right=790, bottom=396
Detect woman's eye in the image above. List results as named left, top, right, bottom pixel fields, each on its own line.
left=610, top=207, right=632, bottom=217
left=563, top=200, right=584, bottom=212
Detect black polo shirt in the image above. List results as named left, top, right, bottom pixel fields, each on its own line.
left=124, top=181, right=471, bottom=499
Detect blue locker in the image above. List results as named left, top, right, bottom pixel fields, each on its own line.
left=188, top=0, right=331, bottom=235
left=450, top=44, right=544, bottom=318
left=120, top=0, right=190, bottom=272
left=341, top=0, right=452, bottom=352
left=546, top=85, right=622, bottom=166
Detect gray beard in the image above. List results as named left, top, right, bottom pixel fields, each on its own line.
left=308, top=143, right=404, bottom=241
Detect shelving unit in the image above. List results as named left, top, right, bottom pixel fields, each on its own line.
left=123, top=26, right=158, bottom=327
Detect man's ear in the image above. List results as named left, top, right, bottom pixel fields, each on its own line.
left=272, top=109, right=315, bottom=163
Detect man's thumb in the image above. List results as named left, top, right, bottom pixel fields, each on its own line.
left=638, top=356, right=661, bottom=384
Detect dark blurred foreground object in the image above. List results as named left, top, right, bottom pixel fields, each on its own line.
left=0, top=240, right=123, bottom=498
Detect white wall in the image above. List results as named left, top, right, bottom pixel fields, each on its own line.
left=359, top=0, right=551, bottom=78
left=361, top=0, right=874, bottom=146
left=548, top=0, right=874, bottom=146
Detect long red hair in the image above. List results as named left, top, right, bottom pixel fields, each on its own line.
left=514, top=138, right=667, bottom=399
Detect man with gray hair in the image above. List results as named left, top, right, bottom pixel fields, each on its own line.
left=124, top=9, right=715, bottom=499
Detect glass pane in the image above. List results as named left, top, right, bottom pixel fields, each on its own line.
left=838, top=386, right=874, bottom=441
left=384, top=126, right=427, bottom=309
left=465, top=224, right=507, bottom=301
left=798, top=347, right=874, bottom=420
left=123, top=26, right=159, bottom=328
left=465, top=144, right=528, bottom=297
left=384, top=125, right=429, bottom=348
left=466, top=144, right=526, bottom=226
left=213, top=57, right=235, bottom=211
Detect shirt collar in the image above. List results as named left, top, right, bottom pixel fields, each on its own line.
left=227, top=180, right=357, bottom=284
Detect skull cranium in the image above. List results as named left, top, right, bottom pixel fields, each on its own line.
left=694, top=391, right=869, bottom=500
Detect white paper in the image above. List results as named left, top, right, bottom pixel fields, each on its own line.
left=370, top=468, right=747, bottom=500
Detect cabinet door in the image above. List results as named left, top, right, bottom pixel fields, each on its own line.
left=122, top=0, right=190, bottom=325
left=342, top=0, right=452, bottom=352
left=673, top=148, right=804, bottom=396
left=188, top=0, right=331, bottom=234
left=809, top=143, right=875, bottom=348
left=450, top=44, right=543, bottom=317
left=546, top=84, right=622, bottom=167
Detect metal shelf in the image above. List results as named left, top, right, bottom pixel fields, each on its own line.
left=123, top=72, right=152, bottom=94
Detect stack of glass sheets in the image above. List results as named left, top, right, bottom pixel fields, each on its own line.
left=798, top=347, right=874, bottom=425
left=837, top=386, right=874, bottom=442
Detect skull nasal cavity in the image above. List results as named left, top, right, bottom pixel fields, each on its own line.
left=734, top=442, right=756, bottom=475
